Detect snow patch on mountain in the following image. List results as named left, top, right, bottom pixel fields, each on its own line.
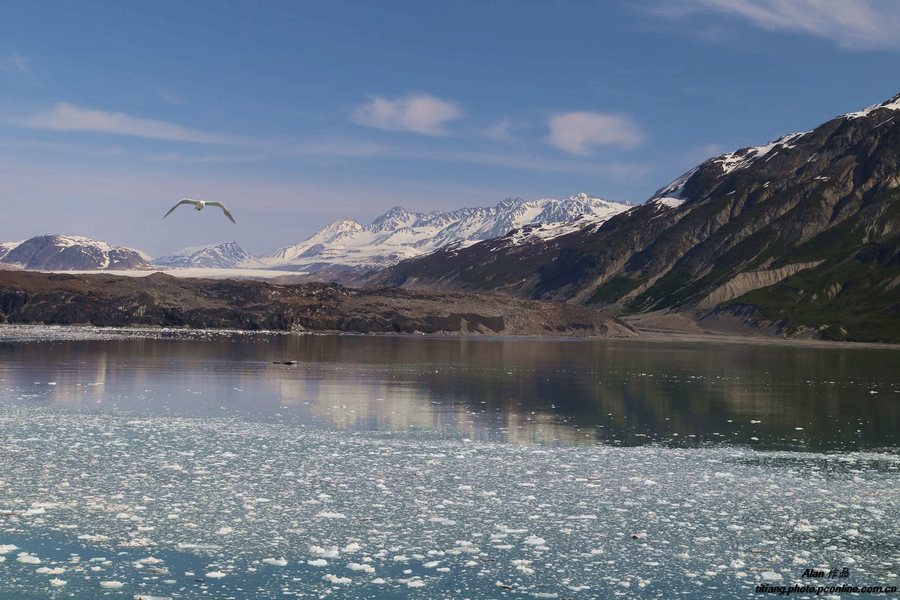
left=843, top=93, right=900, bottom=119
left=262, top=194, right=632, bottom=271
left=0, top=240, right=24, bottom=261
left=712, top=132, right=806, bottom=176
left=152, top=241, right=260, bottom=269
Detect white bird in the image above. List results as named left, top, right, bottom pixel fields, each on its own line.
left=163, top=198, right=236, bottom=224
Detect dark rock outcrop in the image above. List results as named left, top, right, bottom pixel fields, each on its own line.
left=0, top=271, right=637, bottom=338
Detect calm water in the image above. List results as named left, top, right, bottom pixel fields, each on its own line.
left=2, top=332, right=899, bottom=450
left=0, top=330, right=898, bottom=598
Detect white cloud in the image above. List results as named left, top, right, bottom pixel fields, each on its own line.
left=10, top=102, right=235, bottom=144
left=351, top=93, right=462, bottom=136
left=647, top=0, right=900, bottom=50
left=547, top=112, right=644, bottom=155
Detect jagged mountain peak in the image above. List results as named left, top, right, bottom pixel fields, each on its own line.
left=262, top=194, right=632, bottom=271
left=152, top=241, right=259, bottom=269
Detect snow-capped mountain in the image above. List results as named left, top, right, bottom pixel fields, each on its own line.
left=0, top=235, right=150, bottom=270
left=262, top=194, right=632, bottom=272
left=152, top=241, right=260, bottom=269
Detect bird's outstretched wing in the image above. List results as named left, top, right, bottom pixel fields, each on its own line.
left=163, top=198, right=199, bottom=219
left=206, top=201, right=236, bottom=224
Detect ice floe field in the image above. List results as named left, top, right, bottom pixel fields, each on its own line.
left=1, top=327, right=899, bottom=598
left=1, top=407, right=899, bottom=599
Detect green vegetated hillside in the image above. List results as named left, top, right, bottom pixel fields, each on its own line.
left=372, top=94, right=900, bottom=343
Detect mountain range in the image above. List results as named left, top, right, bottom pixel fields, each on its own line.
left=258, top=193, right=630, bottom=273
left=0, top=194, right=630, bottom=273
left=371, top=93, right=900, bottom=342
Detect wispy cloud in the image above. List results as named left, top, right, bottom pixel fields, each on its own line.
left=547, top=112, right=644, bottom=155
left=645, top=0, right=900, bottom=50
left=0, top=52, right=34, bottom=80
left=148, top=153, right=265, bottom=164
left=351, top=93, right=462, bottom=136
left=482, top=118, right=520, bottom=143
left=9, top=102, right=236, bottom=144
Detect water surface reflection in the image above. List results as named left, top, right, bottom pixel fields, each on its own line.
left=1, top=334, right=898, bottom=450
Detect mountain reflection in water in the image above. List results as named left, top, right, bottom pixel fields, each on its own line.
left=1, top=333, right=898, bottom=451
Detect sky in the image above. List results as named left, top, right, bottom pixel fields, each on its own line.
left=2, top=0, right=900, bottom=256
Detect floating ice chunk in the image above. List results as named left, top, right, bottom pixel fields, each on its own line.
left=262, top=558, right=287, bottom=566
left=675, top=553, right=690, bottom=560
left=532, top=594, right=558, bottom=599
left=761, top=571, right=782, bottom=581
left=134, top=596, right=172, bottom=600
left=100, top=581, right=125, bottom=588
left=524, top=537, right=546, bottom=546
left=16, top=553, right=40, bottom=564
left=216, top=527, right=233, bottom=535
left=843, top=528, right=860, bottom=537
left=348, top=562, right=375, bottom=574
left=315, top=511, right=347, bottom=519
left=308, top=559, right=328, bottom=567
left=423, top=561, right=440, bottom=568
left=49, top=578, right=67, bottom=586
left=517, top=565, right=535, bottom=575
left=0, top=545, right=19, bottom=553
left=794, top=520, right=815, bottom=533
left=407, top=579, right=425, bottom=588
left=343, top=542, right=361, bottom=553
left=205, top=571, right=226, bottom=579
left=36, top=567, right=66, bottom=574
left=322, top=574, right=351, bottom=585
left=371, top=578, right=386, bottom=584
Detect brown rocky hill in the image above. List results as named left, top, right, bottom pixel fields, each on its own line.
left=0, top=271, right=636, bottom=338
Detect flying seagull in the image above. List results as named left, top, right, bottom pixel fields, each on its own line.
left=164, top=198, right=236, bottom=224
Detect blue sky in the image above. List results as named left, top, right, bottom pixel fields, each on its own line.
left=2, top=0, right=900, bottom=255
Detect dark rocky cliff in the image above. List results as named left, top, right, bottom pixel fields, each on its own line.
left=0, top=271, right=637, bottom=338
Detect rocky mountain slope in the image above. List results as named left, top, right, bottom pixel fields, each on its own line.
left=260, top=194, right=631, bottom=273
left=0, top=271, right=636, bottom=338
left=152, top=241, right=260, bottom=269
left=372, top=93, right=900, bottom=343
left=0, top=235, right=150, bottom=270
